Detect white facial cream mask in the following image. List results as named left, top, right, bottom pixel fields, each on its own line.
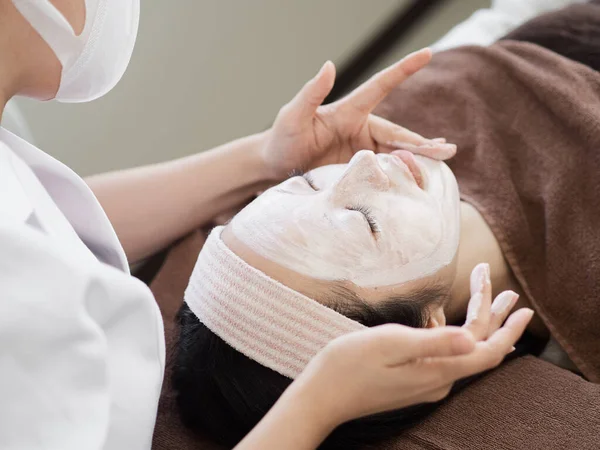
left=231, top=150, right=460, bottom=287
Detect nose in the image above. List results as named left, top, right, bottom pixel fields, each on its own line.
left=331, top=150, right=390, bottom=202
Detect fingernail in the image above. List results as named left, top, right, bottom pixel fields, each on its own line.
left=317, top=61, right=330, bottom=77
left=426, top=143, right=456, bottom=152
left=412, top=143, right=456, bottom=155
left=491, top=291, right=519, bottom=316
left=402, top=50, right=420, bottom=61
left=506, top=308, right=534, bottom=327
left=431, top=137, right=447, bottom=143
left=392, top=143, right=454, bottom=152
left=470, top=263, right=490, bottom=296
left=466, top=292, right=483, bottom=325
left=509, top=346, right=516, bottom=353
left=389, top=142, right=455, bottom=153
left=407, top=47, right=431, bottom=57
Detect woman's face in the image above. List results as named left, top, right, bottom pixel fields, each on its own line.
left=229, top=150, right=460, bottom=289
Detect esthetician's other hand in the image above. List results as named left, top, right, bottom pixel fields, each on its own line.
left=463, top=262, right=523, bottom=341
left=295, top=308, right=533, bottom=427
left=261, top=48, right=457, bottom=180
left=236, top=287, right=533, bottom=450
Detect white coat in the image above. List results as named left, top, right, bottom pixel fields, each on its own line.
left=0, top=126, right=165, bottom=450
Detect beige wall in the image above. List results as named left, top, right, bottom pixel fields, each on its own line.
left=14, top=0, right=488, bottom=176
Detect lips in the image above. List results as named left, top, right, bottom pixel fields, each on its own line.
left=391, top=150, right=424, bottom=189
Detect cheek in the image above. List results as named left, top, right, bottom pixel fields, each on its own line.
left=50, top=0, right=86, bottom=35
left=382, top=198, right=441, bottom=237
left=376, top=201, right=444, bottom=262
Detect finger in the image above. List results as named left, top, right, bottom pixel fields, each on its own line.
left=487, top=290, right=519, bottom=338
left=367, top=115, right=458, bottom=160
left=390, top=143, right=457, bottom=161
left=340, top=48, right=432, bottom=115
left=439, top=308, right=534, bottom=380
left=213, top=209, right=237, bottom=226
left=423, top=385, right=453, bottom=404
left=279, top=61, right=336, bottom=123
left=463, top=263, right=492, bottom=340
left=369, top=115, right=429, bottom=145
left=367, top=324, right=475, bottom=365
left=484, top=308, right=534, bottom=356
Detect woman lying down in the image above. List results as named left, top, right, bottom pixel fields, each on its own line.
left=174, top=6, right=600, bottom=450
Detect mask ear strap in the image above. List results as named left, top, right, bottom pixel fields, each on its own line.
left=11, top=0, right=81, bottom=68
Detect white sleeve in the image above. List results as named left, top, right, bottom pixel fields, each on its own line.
left=0, top=220, right=165, bottom=450
left=432, top=0, right=587, bottom=52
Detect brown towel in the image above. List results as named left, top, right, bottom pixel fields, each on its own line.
left=388, top=356, right=600, bottom=450
left=375, top=39, right=600, bottom=382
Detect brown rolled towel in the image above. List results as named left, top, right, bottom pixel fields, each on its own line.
left=502, top=2, right=600, bottom=72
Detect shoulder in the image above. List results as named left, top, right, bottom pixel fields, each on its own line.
left=0, top=219, right=165, bottom=450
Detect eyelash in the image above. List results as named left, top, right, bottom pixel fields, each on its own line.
left=289, top=171, right=378, bottom=234
left=347, top=205, right=380, bottom=234
left=303, top=173, right=317, bottom=190
left=289, top=169, right=318, bottom=190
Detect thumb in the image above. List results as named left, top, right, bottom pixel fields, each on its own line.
left=369, top=324, right=476, bottom=365
left=280, top=61, right=336, bottom=123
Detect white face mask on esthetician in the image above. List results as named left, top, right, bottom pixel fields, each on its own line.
left=12, top=0, right=140, bottom=103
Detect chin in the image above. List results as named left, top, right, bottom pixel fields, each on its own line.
left=415, top=156, right=458, bottom=194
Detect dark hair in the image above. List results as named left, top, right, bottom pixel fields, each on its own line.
left=173, top=285, right=451, bottom=449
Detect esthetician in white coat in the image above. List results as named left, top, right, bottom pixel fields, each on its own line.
left=0, top=1, right=535, bottom=449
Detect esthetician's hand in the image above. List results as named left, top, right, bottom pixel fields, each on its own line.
left=289, top=304, right=533, bottom=427
left=261, top=48, right=457, bottom=180
left=236, top=273, right=533, bottom=450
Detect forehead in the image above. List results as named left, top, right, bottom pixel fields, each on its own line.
left=223, top=223, right=446, bottom=307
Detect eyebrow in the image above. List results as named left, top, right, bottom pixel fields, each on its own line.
left=318, top=282, right=368, bottom=307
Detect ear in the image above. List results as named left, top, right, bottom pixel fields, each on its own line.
left=425, top=304, right=446, bottom=328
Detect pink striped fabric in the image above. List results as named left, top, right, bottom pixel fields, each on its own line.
left=184, top=226, right=366, bottom=379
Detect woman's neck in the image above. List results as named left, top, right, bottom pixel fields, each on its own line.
left=446, top=201, right=523, bottom=323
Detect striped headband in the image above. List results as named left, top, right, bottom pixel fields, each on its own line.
left=184, top=226, right=366, bottom=379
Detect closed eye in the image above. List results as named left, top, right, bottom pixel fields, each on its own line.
left=287, top=169, right=318, bottom=190
left=303, top=173, right=318, bottom=190
left=347, top=205, right=380, bottom=235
